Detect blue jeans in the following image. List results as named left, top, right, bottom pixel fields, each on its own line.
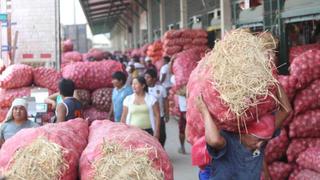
left=199, top=165, right=211, bottom=180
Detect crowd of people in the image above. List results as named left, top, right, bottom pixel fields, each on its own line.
left=0, top=55, right=188, bottom=153
left=0, top=51, right=292, bottom=180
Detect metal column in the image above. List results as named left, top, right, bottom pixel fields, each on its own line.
left=220, top=0, right=233, bottom=37
left=180, top=0, right=188, bottom=29
left=147, top=0, right=153, bottom=42
left=159, top=0, right=166, bottom=36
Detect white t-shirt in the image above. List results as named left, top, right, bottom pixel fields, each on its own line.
left=160, top=64, right=172, bottom=88
left=178, top=95, right=187, bottom=112
left=148, top=84, right=167, bottom=117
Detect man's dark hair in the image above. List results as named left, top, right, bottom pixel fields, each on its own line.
left=145, top=69, right=158, bottom=79
left=112, top=71, right=127, bottom=84
left=59, top=78, right=75, bottom=97
left=133, top=56, right=140, bottom=63
left=163, top=56, right=171, bottom=63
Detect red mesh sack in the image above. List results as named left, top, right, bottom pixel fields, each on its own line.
left=289, top=165, right=303, bottom=180
left=172, top=48, right=205, bottom=90
left=277, top=75, right=297, bottom=102
left=289, top=109, right=320, bottom=138
left=0, top=119, right=88, bottom=180
left=0, top=64, right=33, bottom=89
left=290, top=49, right=320, bottom=89
left=194, top=29, right=208, bottom=38
left=297, top=147, right=320, bottom=173
left=164, top=38, right=192, bottom=47
left=265, top=129, right=289, bottom=164
left=294, top=79, right=320, bottom=115
left=287, top=138, right=320, bottom=162
left=0, top=87, right=31, bottom=108
left=79, top=120, right=173, bottom=180
left=62, top=61, right=123, bottom=90
left=289, top=43, right=320, bottom=64
left=91, top=88, right=112, bottom=112
left=131, top=48, right=141, bottom=57
left=74, top=89, right=91, bottom=108
left=0, top=108, right=9, bottom=123
left=62, top=51, right=83, bottom=64
left=33, top=67, right=61, bottom=92
left=164, top=46, right=182, bottom=56
left=63, top=39, right=73, bottom=52
left=188, top=60, right=277, bottom=133
left=295, top=169, right=320, bottom=180
left=164, top=30, right=182, bottom=39
left=192, top=38, right=208, bottom=46
left=88, top=48, right=105, bottom=61
left=181, top=29, right=197, bottom=38
left=268, top=162, right=293, bottom=180
left=83, top=107, right=108, bottom=122
left=191, top=136, right=211, bottom=167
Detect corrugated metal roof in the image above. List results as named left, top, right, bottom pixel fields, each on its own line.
left=80, top=0, right=133, bottom=34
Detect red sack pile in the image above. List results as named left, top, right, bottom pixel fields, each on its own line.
left=295, top=169, right=320, bottom=180
left=277, top=75, right=297, bottom=102
left=0, top=119, right=88, bottom=180
left=289, top=110, right=320, bottom=138
left=147, top=40, right=163, bottom=62
left=140, top=43, right=150, bottom=56
left=0, top=108, right=9, bottom=123
left=0, top=87, right=31, bottom=108
left=286, top=138, right=320, bottom=163
left=33, top=67, right=62, bottom=92
left=172, top=48, right=206, bottom=91
left=294, top=79, right=320, bottom=115
left=268, top=162, right=293, bottom=180
left=131, top=48, right=141, bottom=57
left=296, top=147, right=320, bottom=173
left=289, top=43, right=320, bottom=64
left=79, top=120, right=173, bottom=180
left=83, top=107, right=108, bottom=122
left=290, top=49, right=320, bottom=89
left=62, top=61, right=123, bottom=90
left=0, top=64, right=33, bottom=89
left=74, top=89, right=91, bottom=108
left=265, top=129, right=289, bottom=164
left=87, top=48, right=105, bottom=61
left=63, top=39, right=73, bottom=53
left=91, top=88, right=112, bottom=112
left=163, top=29, right=208, bottom=56
left=62, top=51, right=83, bottom=64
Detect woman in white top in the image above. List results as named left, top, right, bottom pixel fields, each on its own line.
left=121, top=76, right=161, bottom=140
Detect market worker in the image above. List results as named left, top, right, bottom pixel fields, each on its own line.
left=160, top=56, right=173, bottom=91
left=145, top=69, right=169, bottom=147
left=196, top=85, right=292, bottom=180
left=0, top=98, right=39, bottom=148
left=56, top=78, right=83, bottom=122
left=109, top=71, right=133, bottom=122
left=144, top=57, right=157, bottom=72
left=121, top=76, right=161, bottom=140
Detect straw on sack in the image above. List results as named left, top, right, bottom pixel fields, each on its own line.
left=202, top=29, right=279, bottom=118
left=3, top=137, right=68, bottom=180
left=93, top=140, right=164, bottom=180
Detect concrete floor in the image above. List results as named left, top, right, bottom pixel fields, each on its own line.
left=164, top=118, right=198, bottom=180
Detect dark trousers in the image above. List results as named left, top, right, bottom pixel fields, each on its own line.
left=159, top=117, right=166, bottom=147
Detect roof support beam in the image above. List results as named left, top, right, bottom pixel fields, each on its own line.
left=89, top=3, right=130, bottom=12
left=90, top=7, right=127, bottom=17
left=133, top=0, right=147, bottom=11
